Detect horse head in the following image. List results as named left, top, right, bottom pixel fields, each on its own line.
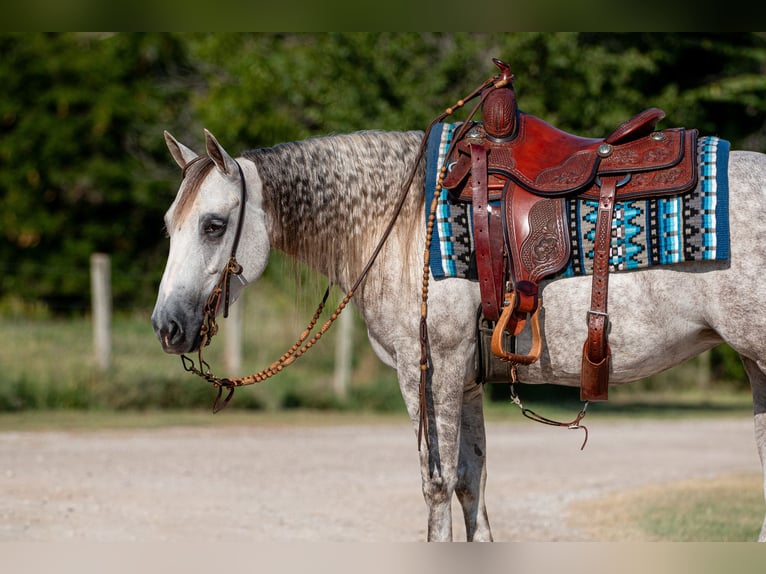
left=152, top=130, right=270, bottom=354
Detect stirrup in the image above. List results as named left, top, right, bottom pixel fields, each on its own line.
left=490, top=291, right=543, bottom=366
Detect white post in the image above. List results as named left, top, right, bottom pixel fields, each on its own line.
left=90, top=253, right=111, bottom=371
left=698, top=348, right=712, bottom=394
left=333, top=306, right=353, bottom=400
left=224, top=292, right=244, bottom=376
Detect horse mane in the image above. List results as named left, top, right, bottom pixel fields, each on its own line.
left=243, top=130, right=425, bottom=291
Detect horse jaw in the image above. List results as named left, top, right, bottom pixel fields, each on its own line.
left=231, top=159, right=271, bottom=288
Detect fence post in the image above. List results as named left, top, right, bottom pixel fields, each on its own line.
left=224, top=291, right=244, bottom=376
left=698, top=348, right=712, bottom=394
left=90, top=253, right=111, bottom=371
left=333, top=306, right=353, bottom=400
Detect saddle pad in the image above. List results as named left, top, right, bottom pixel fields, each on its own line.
left=424, top=122, right=730, bottom=280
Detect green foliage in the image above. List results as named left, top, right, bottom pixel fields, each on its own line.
left=712, top=344, right=749, bottom=387
left=0, top=33, right=195, bottom=311
left=0, top=273, right=401, bottom=412
left=2, top=33, right=764, bottom=399
left=2, top=33, right=766, bottom=328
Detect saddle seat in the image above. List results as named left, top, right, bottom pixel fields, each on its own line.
left=443, top=109, right=695, bottom=202
left=440, top=58, right=699, bottom=403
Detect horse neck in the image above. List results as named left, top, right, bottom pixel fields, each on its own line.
left=243, top=131, right=425, bottom=289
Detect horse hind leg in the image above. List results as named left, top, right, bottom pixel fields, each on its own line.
left=454, top=381, right=493, bottom=541
left=742, top=356, right=766, bottom=542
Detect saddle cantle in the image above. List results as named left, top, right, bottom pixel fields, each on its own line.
left=441, top=58, right=699, bottom=402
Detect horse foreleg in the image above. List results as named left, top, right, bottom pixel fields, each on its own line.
left=743, top=356, right=766, bottom=542
left=455, top=380, right=492, bottom=541
left=419, top=373, right=463, bottom=542
left=397, top=355, right=464, bottom=541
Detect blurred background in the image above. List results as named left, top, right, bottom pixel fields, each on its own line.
left=2, top=32, right=765, bottom=414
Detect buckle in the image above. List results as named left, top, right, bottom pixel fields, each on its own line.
left=586, top=309, right=609, bottom=324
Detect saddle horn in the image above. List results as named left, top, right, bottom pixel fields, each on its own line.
left=483, top=59, right=517, bottom=141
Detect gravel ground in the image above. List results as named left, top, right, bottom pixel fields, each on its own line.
left=0, top=417, right=761, bottom=542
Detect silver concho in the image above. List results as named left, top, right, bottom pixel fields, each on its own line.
left=597, top=143, right=613, bottom=158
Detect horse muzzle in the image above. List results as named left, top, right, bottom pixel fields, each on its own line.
left=151, top=306, right=203, bottom=355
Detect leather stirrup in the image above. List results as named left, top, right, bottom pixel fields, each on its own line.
left=491, top=291, right=543, bottom=366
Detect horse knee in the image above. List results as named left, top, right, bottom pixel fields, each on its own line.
left=454, top=479, right=476, bottom=508
left=422, top=472, right=455, bottom=506
left=456, top=451, right=484, bottom=504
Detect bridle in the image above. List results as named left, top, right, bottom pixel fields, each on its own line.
left=178, top=156, right=248, bottom=408
left=177, top=112, right=442, bottom=413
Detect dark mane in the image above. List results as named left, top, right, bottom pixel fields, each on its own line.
left=242, top=131, right=425, bottom=287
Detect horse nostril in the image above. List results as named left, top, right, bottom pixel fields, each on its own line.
left=153, top=314, right=185, bottom=351
left=165, top=320, right=183, bottom=346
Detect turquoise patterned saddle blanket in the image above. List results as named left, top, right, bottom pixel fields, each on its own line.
left=424, top=123, right=730, bottom=280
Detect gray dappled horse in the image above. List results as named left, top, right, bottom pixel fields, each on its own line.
left=152, top=126, right=766, bottom=541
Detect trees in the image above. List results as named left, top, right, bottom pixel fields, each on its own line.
left=1, top=33, right=765, bottom=312
left=0, top=33, right=193, bottom=310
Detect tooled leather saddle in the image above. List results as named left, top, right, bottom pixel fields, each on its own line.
left=442, top=59, right=698, bottom=401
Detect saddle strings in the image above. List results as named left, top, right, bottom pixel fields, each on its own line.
left=181, top=72, right=504, bottom=415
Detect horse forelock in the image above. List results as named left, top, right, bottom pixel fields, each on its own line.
left=169, top=156, right=215, bottom=231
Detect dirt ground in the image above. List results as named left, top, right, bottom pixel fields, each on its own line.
left=0, top=417, right=762, bottom=542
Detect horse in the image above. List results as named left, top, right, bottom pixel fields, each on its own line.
left=151, top=124, right=766, bottom=541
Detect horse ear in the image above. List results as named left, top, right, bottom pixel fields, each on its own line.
left=164, top=130, right=198, bottom=170
left=204, top=129, right=239, bottom=177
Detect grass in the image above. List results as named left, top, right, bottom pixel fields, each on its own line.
left=569, top=473, right=764, bottom=541
left=484, top=383, right=754, bottom=423
left=0, top=281, right=404, bottom=413
left=0, top=274, right=755, bottom=419
left=0, top=409, right=409, bottom=432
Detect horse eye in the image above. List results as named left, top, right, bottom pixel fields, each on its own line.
left=202, top=218, right=227, bottom=238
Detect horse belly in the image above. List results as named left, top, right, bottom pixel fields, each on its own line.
left=515, top=267, right=721, bottom=386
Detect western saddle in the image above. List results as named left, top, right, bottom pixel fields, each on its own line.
left=441, top=59, right=698, bottom=401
